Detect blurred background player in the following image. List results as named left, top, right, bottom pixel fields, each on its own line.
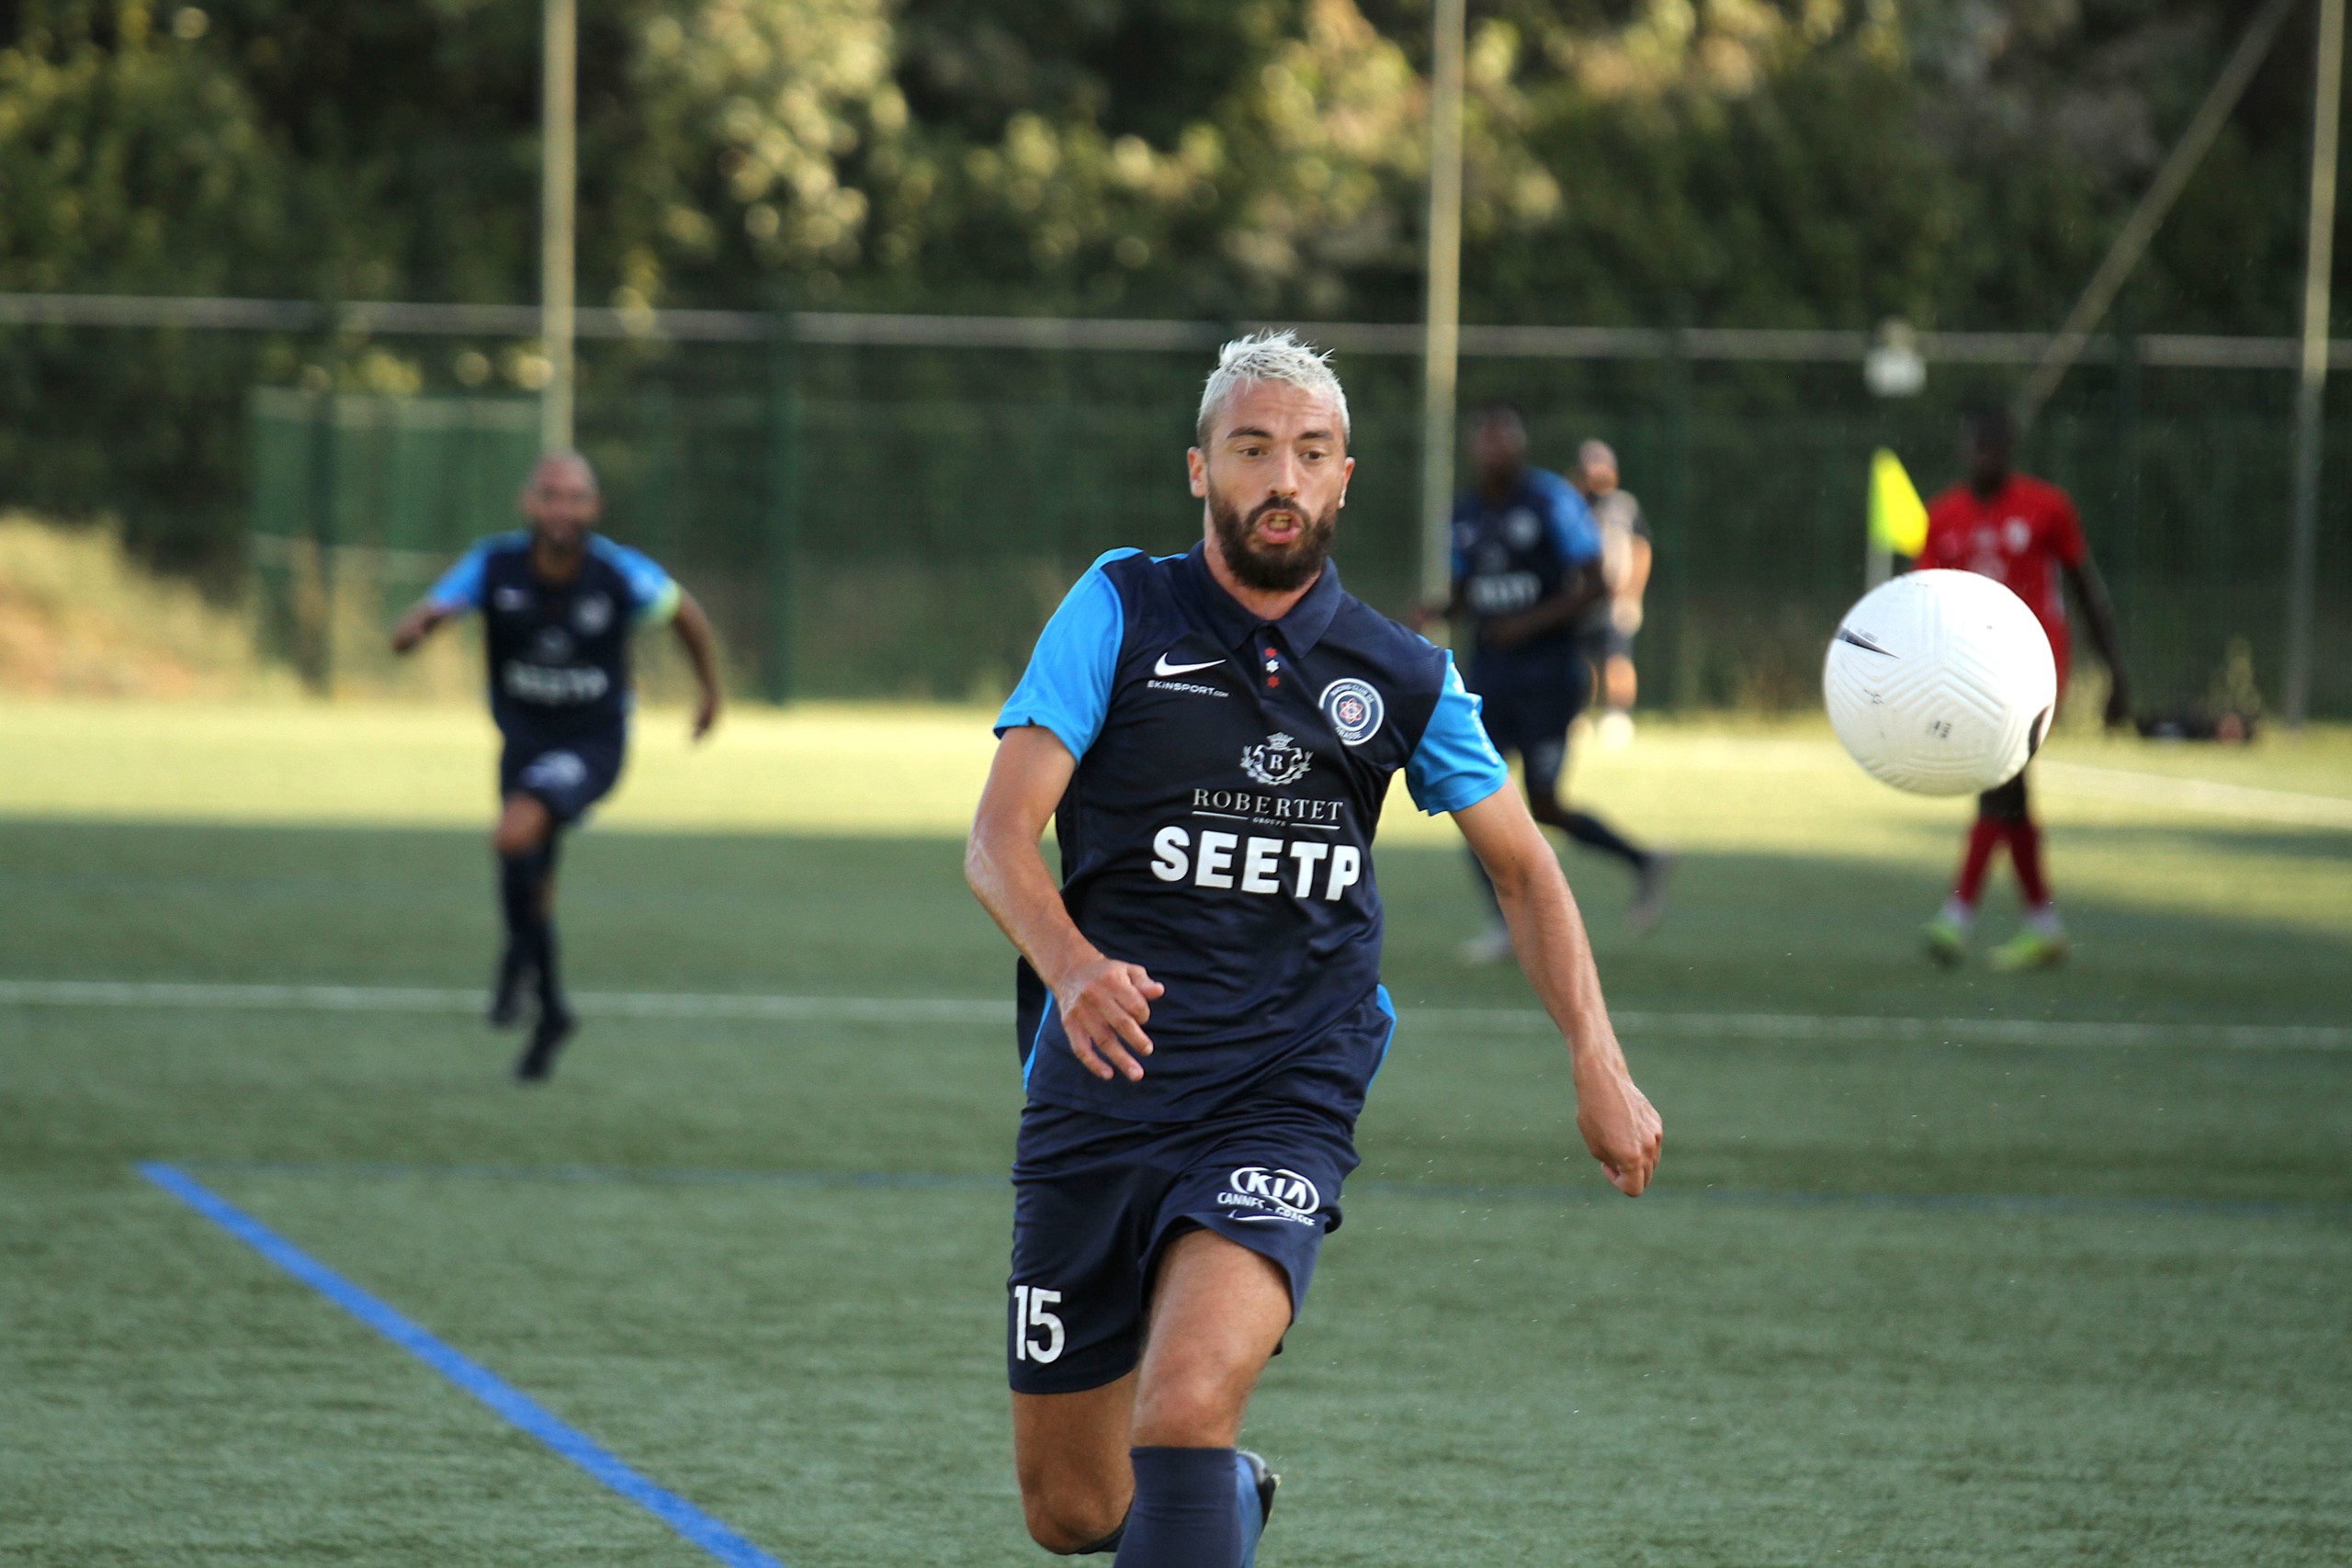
left=390, top=452, right=722, bottom=1078
left=1915, top=408, right=2132, bottom=971
left=1433, top=406, right=1671, bottom=963
left=1574, top=438, right=1651, bottom=750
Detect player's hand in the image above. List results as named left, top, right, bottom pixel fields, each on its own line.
left=690, top=688, right=720, bottom=742
left=1574, top=1060, right=1662, bottom=1196
left=389, top=604, right=445, bottom=655
left=1482, top=613, right=1532, bottom=652
left=1051, top=956, right=1163, bottom=1083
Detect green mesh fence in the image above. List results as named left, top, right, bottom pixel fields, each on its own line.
left=187, top=330, right=2352, bottom=722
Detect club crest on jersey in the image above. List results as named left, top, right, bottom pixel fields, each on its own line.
left=1505, top=506, right=1543, bottom=548
left=572, top=592, right=613, bottom=635
left=1239, top=732, right=1312, bottom=787
left=1318, top=678, right=1384, bottom=746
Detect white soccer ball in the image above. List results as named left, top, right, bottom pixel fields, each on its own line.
left=1823, top=570, right=2058, bottom=796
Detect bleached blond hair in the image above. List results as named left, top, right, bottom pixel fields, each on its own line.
left=1195, top=330, right=1351, bottom=447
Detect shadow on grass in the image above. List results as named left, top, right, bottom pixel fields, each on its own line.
left=5, top=818, right=2346, bottom=1030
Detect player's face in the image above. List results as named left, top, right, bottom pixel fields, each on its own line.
left=1582, top=457, right=1618, bottom=495
left=1963, top=423, right=2013, bottom=491
left=1188, top=379, right=1353, bottom=592
left=1471, top=416, right=1525, bottom=487
left=521, top=457, right=601, bottom=553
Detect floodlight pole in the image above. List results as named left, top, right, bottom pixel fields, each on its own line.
left=1418, top=0, right=1466, bottom=607
left=2013, top=0, right=2299, bottom=432
left=539, top=0, right=577, bottom=452
left=2287, top=0, right=2344, bottom=728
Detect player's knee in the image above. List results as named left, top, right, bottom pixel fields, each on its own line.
left=492, top=797, right=550, bottom=858
left=1130, top=1370, right=1245, bottom=1448
left=1018, top=1479, right=1126, bottom=1554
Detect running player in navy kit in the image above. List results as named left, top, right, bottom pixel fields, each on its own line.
left=390, top=451, right=722, bottom=1080
left=1437, top=406, right=1670, bottom=962
left=967, top=334, right=1662, bottom=1566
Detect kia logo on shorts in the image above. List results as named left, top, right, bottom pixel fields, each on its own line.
left=1228, top=1166, right=1320, bottom=1217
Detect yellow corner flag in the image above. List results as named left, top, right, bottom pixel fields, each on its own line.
left=1869, top=447, right=1928, bottom=557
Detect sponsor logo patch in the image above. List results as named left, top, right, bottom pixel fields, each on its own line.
left=1318, top=678, right=1384, bottom=745
left=519, top=750, right=589, bottom=793
left=1217, top=1165, right=1322, bottom=1224
left=573, top=592, right=613, bottom=635
left=1154, top=651, right=1223, bottom=677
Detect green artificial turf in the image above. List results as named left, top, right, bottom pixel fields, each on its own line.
left=3, top=724, right=2349, bottom=1564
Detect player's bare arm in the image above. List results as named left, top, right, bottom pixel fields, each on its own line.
left=967, top=725, right=1164, bottom=1083
left=389, top=599, right=455, bottom=654
left=1479, top=560, right=1607, bottom=651
left=1454, top=787, right=1662, bottom=1195
left=2062, top=556, right=2132, bottom=726
left=669, top=590, right=725, bottom=740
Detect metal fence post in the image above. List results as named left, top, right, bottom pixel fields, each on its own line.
left=1665, top=327, right=1696, bottom=710
left=300, top=387, right=338, bottom=694
left=762, top=316, right=798, bottom=705
left=2286, top=0, right=2345, bottom=728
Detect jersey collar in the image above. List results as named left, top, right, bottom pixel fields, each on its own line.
left=1174, top=541, right=1344, bottom=654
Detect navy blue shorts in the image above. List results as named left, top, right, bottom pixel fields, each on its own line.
left=1006, top=1097, right=1360, bottom=1394
left=498, top=728, right=626, bottom=825
left=1466, top=647, right=1589, bottom=795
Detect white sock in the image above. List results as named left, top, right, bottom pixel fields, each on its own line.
left=2025, top=906, right=2064, bottom=937
left=1939, top=897, right=1974, bottom=933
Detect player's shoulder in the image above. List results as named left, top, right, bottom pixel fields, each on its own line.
left=460, top=530, right=534, bottom=576
left=1525, top=466, right=1586, bottom=509
left=585, top=533, right=663, bottom=574
left=1322, top=589, right=1451, bottom=691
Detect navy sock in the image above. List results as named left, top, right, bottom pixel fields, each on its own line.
left=1560, top=809, right=1647, bottom=870
left=497, top=845, right=559, bottom=1009
left=1114, top=1447, right=1239, bottom=1568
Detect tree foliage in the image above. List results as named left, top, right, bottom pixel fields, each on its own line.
left=0, top=0, right=2337, bottom=332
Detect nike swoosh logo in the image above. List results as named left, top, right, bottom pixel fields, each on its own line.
left=1154, top=654, right=1225, bottom=677
left=1836, top=627, right=1895, bottom=657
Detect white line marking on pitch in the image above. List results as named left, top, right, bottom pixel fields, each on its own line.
left=2035, top=761, right=2352, bottom=829
left=0, top=979, right=2342, bottom=1050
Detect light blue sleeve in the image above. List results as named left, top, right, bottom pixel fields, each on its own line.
left=424, top=539, right=495, bottom=613
left=1405, top=651, right=1511, bottom=814
left=993, top=549, right=1136, bottom=761
left=1542, top=473, right=1602, bottom=568
left=592, top=536, right=683, bottom=625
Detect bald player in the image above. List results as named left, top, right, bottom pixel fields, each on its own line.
left=391, top=453, right=722, bottom=1077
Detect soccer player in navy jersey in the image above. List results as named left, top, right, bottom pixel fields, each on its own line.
left=1435, top=406, right=1670, bottom=962
left=390, top=452, right=721, bottom=1080
left=967, top=333, right=1661, bottom=1566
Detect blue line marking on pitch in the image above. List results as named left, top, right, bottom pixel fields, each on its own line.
left=137, top=1161, right=787, bottom=1568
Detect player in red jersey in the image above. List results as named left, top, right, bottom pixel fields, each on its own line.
left=1915, top=409, right=2132, bottom=970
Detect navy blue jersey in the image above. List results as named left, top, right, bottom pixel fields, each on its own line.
left=995, top=545, right=1509, bottom=1124
left=1449, top=468, right=1602, bottom=658
left=427, top=532, right=680, bottom=738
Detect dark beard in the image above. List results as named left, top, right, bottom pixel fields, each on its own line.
left=1209, top=493, right=1338, bottom=592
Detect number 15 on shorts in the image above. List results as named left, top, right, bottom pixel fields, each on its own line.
left=1012, top=1284, right=1065, bottom=1363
